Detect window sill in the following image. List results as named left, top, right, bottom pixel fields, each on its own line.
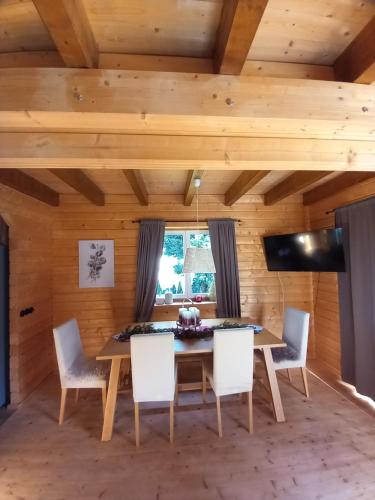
left=154, top=300, right=216, bottom=308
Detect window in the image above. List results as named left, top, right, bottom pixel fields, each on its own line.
left=157, top=230, right=215, bottom=299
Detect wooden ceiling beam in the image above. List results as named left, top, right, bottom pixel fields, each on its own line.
left=184, top=170, right=204, bottom=206
left=303, top=172, right=375, bottom=206
left=225, top=170, right=270, bottom=205
left=0, top=52, right=335, bottom=82
left=334, top=17, right=375, bottom=84
left=48, top=168, right=104, bottom=205
left=33, top=0, right=98, bottom=68
left=264, top=171, right=332, bottom=206
left=1, top=134, right=375, bottom=172
left=214, top=0, right=268, bottom=75
left=122, top=170, right=148, bottom=206
left=1, top=68, right=374, bottom=141
left=0, top=169, right=59, bottom=206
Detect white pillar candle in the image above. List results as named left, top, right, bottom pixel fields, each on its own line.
left=182, top=310, right=192, bottom=326
left=179, top=307, right=187, bottom=323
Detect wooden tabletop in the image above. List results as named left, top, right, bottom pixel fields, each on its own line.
left=96, top=318, right=286, bottom=361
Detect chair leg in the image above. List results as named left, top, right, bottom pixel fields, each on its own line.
left=202, top=363, right=207, bottom=403
left=169, top=401, right=174, bottom=444
left=59, top=388, right=68, bottom=425
left=216, top=396, right=223, bottom=438
left=248, top=391, right=253, bottom=434
left=175, top=367, right=179, bottom=407
left=301, top=367, right=310, bottom=398
left=101, top=386, right=107, bottom=417
left=287, top=369, right=293, bottom=383
left=75, top=388, right=79, bottom=403
left=134, top=402, right=140, bottom=447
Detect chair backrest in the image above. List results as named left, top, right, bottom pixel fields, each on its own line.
left=53, top=318, right=84, bottom=382
left=131, top=332, right=175, bottom=403
left=213, top=328, right=254, bottom=396
left=283, top=307, right=310, bottom=364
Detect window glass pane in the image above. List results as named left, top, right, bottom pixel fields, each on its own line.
left=157, top=233, right=185, bottom=296
left=191, top=273, right=215, bottom=295
left=190, top=232, right=210, bottom=248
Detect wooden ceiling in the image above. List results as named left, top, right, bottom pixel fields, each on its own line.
left=0, top=0, right=374, bottom=209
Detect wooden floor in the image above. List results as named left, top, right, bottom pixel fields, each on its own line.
left=0, top=369, right=374, bottom=500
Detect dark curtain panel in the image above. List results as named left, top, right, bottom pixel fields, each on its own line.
left=134, top=220, right=165, bottom=322
left=335, top=197, right=375, bottom=401
left=208, top=219, right=241, bottom=318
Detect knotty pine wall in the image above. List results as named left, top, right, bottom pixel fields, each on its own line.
left=0, top=185, right=55, bottom=404
left=307, top=178, right=375, bottom=377
left=53, top=193, right=314, bottom=357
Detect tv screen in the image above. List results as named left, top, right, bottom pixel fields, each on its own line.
left=263, top=228, right=345, bottom=272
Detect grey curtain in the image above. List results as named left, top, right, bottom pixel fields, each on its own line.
left=335, top=197, right=375, bottom=400
left=208, top=219, right=241, bottom=318
left=135, top=220, right=165, bottom=322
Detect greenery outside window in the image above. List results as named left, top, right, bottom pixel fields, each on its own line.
left=157, top=230, right=215, bottom=299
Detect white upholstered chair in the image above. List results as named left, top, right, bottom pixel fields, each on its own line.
left=130, top=332, right=177, bottom=447
left=202, top=328, right=254, bottom=437
left=272, top=307, right=311, bottom=397
left=53, top=318, right=107, bottom=425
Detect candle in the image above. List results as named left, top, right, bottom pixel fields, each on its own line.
left=182, top=310, right=192, bottom=327
left=179, top=307, right=187, bottom=323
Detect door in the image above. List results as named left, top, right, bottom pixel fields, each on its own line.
left=0, top=216, right=9, bottom=407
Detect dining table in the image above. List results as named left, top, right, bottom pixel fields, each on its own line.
left=96, top=318, right=287, bottom=442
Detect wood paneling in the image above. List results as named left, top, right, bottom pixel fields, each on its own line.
left=82, top=0, right=222, bottom=58
left=0, top=184, right=55, bottom=404
left=0, top=0, right=54, bottom=53
left=52, top=193, right=314, bottom=357
left=1, top=69, right=375, bottom=141
left=248, top=0, right=375, bottom=65
left=307, top=177, right=375, bottom=377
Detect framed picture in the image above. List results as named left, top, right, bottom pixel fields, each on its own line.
left=79, top=240, right=114, bottom=288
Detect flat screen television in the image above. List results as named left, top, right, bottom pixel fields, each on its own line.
left=263, top=228, right=345, bottom=272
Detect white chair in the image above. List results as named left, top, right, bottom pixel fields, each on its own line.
left=130, top=332, right=177, bottom=447
left=202, top=328, right=254, bottom=437
left=53, top=318, right=107, bottom=425
left=272, top=307, right=311, bottom=397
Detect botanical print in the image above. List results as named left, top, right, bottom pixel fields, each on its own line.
left=79, top=240, right=114, bottom=288
left=88, top=242, right=107, bottom=282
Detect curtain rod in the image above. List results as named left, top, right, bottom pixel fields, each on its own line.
left=131, top=219, right=242, bottom=223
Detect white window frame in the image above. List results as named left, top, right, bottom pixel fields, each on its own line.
left=158, top=229, right=212, bottom=299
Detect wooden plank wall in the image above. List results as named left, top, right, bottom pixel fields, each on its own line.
left=52, top=193, right=314, bottom=357
left=307, top=178, right=375, bottom=376
left=0, top=185, right=55, bottom=404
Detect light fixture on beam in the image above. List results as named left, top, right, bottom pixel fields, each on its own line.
left=183, top=178, right=216, bottom=274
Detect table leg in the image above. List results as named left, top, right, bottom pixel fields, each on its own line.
left=101, top=358, right=121, bottom=441
left=262, top=347, right=286, bottom=423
